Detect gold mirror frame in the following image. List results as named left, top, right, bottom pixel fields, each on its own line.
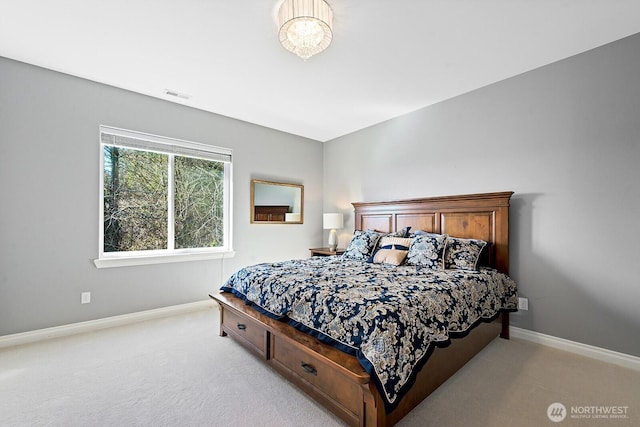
left=250, top=179, right=304, bottom=224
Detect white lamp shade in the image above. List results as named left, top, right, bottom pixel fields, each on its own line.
left=323, top=213, right=343, bottom=230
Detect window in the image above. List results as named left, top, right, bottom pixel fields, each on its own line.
left=95, top=126, right=233, bottom=268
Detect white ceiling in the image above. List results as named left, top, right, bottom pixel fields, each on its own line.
left=2, top=1, right=640, bottom=142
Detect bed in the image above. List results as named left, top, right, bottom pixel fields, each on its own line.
left=210, top=191, right=517, bottom=426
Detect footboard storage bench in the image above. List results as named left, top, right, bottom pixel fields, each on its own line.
left=213, top=291, right=506, bottom=427
left=214, top=292, right=372, bottom=426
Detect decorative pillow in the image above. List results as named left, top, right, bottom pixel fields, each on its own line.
left=477, top=241, right=493, bottom=267
left=405, top=233, right=448, bottom=269
left=394, top=226, right=412, bottom=237
left=369, top=237, right=411, bottom=265
left=444, top=237, right=488, bottom=271
left=342, top=230, right=382, bottom=261
left=378, top=236, right=411, bottom=247
left=371, top=227, right=411, bottom=251
left=371, top=226, right=410, bottom=236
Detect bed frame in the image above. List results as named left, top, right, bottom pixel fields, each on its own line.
left=211, top=191, right=513, bottom=426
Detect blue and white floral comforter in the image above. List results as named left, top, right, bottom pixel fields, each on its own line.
left=220, top=256, right=517, bottom=411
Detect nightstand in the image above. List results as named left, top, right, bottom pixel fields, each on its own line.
left=309, top=247, right=345, bottom=257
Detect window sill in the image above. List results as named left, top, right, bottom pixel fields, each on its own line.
left=93, top=250, right=236, bottom=269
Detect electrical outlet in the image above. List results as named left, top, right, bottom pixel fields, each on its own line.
left=518, top=297, right=528, bottom=310
left=81, top=292, right=91, bottom=304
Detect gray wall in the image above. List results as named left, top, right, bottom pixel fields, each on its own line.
left=324, top=33, right=640, bottom=357
left=0, top=57, right=323, bottom=336
left=2, top=32, right=639, bottom=358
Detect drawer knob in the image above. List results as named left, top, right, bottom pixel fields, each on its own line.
left=236, top=323, right=247, bottom=330
left=301, top=362, right=317, bottom=376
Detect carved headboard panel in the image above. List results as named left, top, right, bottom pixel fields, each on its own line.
left=352, top=192, right=513, bottom=273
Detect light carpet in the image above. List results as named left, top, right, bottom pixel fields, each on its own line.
left=0, top=307, right=637, bottom=426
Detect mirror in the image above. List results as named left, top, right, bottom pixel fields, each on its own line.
left=250, top=180, right=304, bottom=224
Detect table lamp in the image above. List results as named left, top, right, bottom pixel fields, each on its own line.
left=323, top=213, right=344, bottom=251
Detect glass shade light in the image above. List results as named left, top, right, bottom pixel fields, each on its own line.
left=278, top=0, right=333, bottom=60
left=323, top=213, right=343, bottom=251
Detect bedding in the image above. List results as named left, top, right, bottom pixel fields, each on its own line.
left=220, top=255, right=518, bottom=411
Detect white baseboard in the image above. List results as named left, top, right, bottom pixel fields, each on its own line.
left=0, top=300, right=217, bottom=350
left=510, top=326, right=640, bottom=371
left=4, top=306, right=637, bottom=372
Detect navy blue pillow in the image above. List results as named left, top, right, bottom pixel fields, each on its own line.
left=405, top=233, right=448, bottom=269
left=342, top=230, right=383, bottom=261
left=444, top=237, right=488, bottom=270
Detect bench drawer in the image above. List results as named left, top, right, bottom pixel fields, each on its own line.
left=270, top=334, right=362, bottom=419
left=221, top=307, right=268, bottom=359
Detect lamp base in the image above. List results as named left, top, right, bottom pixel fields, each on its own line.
left=328, top=229, right=337, bottom=251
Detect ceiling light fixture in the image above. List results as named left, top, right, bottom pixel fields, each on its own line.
left=277, top=0, right=333, bottom=60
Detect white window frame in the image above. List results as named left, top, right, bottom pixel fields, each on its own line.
left=94, top=125, right=234, bottom=268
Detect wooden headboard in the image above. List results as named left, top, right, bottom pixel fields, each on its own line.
left=352, top=191, right=513, bottom=273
